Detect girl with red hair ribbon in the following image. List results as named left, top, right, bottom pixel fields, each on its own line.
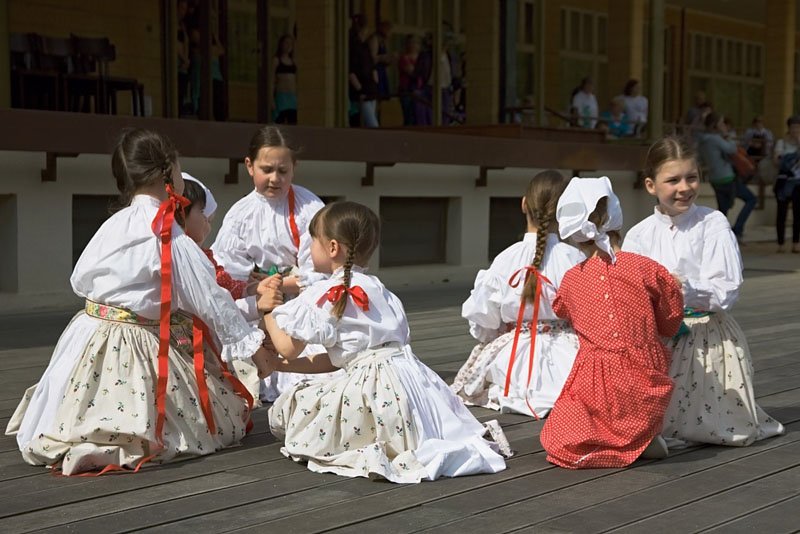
left=256, top=201, right=511, bottom=483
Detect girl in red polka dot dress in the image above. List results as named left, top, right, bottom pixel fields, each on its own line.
left=539, top=177, right=685, bottom=468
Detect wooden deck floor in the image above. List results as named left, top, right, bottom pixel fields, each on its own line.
left=1, top=269, right=799, bottom=533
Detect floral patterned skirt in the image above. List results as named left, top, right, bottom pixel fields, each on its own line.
left=5, top=306, right=251, bottom=475
left=663, top=313, right=785, bottom=447
left=269, top=343, right=508, bottom=483
left=451, top=321, right=578, bottom=418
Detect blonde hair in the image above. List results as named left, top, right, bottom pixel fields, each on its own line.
left=309, top=201, right=380, bottom=320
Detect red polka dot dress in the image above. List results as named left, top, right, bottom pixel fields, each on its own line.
left=539, top=252, right=684, bottom=468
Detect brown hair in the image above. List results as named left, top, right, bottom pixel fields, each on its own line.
left=246, top=126, right=297, bottom=164
left=521, top=170, right=568, bottom=303
left=574, top=197, right=621, bottom=257
left=622, top=78, right=639, bottom=96
left=111, top=128, right=178, bottom=210
left=178, top=178, right=206, bottom=226
left=309, top=201, right=381, bottom=320
left=643, top=135, right=698, bottom=182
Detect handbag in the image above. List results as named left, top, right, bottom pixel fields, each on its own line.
left=730, top=146, right=756, bottom=178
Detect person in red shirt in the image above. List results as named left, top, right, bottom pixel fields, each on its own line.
left=539, top=177, right=684, bottom=468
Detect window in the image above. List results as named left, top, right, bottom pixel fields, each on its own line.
left=489, top=197, right=525, bottom=260
left=516, top=0, right=537, bottom=107
left=72, top=195, right=116, bottom=266
left=0, top=195, right=17, bottom=291
left=687, top=32, right=763, bottom=126
left=379, top=197, right=448, bottom=266
left=559, top=7, right=609, bottom=110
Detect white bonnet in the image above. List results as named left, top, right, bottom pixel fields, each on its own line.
left=556, top=176, right=622, bottom=262
left=181, top=172, right=217, bottom=218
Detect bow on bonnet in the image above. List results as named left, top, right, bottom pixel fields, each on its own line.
left=556, top=176, right=623, bottom=263
left=182, top=172, right=218, bottom=218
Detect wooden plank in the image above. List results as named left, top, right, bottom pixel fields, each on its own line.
left=379, top=424, right=800, bottom=534
left=533, top=441, right=800, bottom=533
left=143, top=429, right=549, bottom=534
left=37, top=424, right=540, bottom=533
left=608, top=465, right=800, bottom=533
left=699, top=494, right=800, bottom=534
left=6, top=472, right=266, bottom=533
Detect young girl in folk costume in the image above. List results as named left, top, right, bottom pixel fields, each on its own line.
left=180, top=173, right=266, bottom=301
left=211, top=126, right=329, bottom=402
left=623, top=136, right=785, bottom=447
left=258, top=201, right=510, bottom=483
left=5, top=129, right=269, bottom=475
left=452, top=171, right=583, bottom=418
left=540, top=177, right=685, bottom=468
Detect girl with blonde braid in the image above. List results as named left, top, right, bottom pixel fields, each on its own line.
left=257, top=201, right=509, bottom=483
left=452, top=171, right=584, bottom=418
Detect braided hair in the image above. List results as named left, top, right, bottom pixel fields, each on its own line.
left=521, top=170, right=568, bottom=303
left=309, top=201, right=380, bottom=320
left=111, top=128, right=178, bottom=211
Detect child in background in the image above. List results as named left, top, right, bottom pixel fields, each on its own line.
left=211, top=126, right=328, bottom=402
left=259, top=201, right=510, bottom=483
left=5, top=129, right=269, bottom=475
left=623, top=135, right=785, bottom=447
left=453, top=170, right=583, bottom=418
left=540, top=177, right=684, bottom=468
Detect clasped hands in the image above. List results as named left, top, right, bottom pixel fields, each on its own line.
left=252, top=274, right=284, bottom=379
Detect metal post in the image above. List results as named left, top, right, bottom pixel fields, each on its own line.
left=198, top=0, right=213, bottom=120
left=0, top=0, right=11, bottom=110
left=648, top=0, right=665, bottom=140
left=500, top=0, right=518, bottom=124
left=337, top=0, right=349, bottom=127
left=536, top=0, right=546, bottom=126
left=257, top=0, right=270, bottom=123
left=433, top=0, right=442, bottom=126
left=162, top=0, right=178, bottom=117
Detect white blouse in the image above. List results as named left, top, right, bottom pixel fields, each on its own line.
left=462, top=233, right=585, bottom=343
left=622, top=204, right=743, bottom=312
left=71, top=194, right=264, bottom=361
left=271, top=266, right=410, bottom=369
left=211, top=185, right=324, bottom=281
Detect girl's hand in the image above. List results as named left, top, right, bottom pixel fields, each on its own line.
left=281, top=275, right=301, bottom=297
left=252, top=346, right=276, bottom=379
left=256, top=274, right=282, bottom=294
left=245, top=271, right=269, bottom=296
left=256, top=275, right=284, bottom=313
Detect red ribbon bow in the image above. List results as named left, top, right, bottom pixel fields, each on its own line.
left=503, top=266, right=553, bottom=420
left=317, top=284, right=370, bottom=312
left=150, top=184, right=192, bottom=446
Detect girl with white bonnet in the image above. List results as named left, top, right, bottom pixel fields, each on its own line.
left=539, top=176, right=685, bottom=469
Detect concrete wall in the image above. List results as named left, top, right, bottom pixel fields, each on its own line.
left=0, top=150, right=774, bottom=313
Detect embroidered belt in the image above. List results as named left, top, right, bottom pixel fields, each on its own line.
left=85, top=300, right=187, bottom=326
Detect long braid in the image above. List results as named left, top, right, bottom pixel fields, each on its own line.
left=314, top=202, right=380, bottom=320
left=520, top=170, right=566, bottom=303
left=332, top=232, right=361, bottom=320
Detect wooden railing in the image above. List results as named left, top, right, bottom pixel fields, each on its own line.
left=0, top=109, right=649, bottom=184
